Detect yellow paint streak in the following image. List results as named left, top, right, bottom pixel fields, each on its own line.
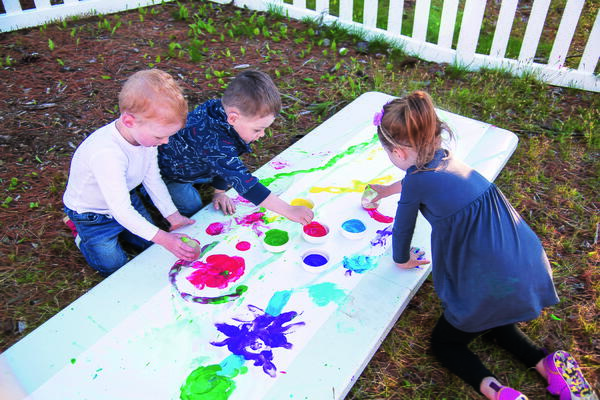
left=309, top=175, right=394, bottom=194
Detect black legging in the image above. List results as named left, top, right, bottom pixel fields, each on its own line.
left=430, top=314, right=546, bottom=393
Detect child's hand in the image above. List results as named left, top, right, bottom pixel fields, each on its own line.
left=395, top=247, right=430, bottom=269
left=286, top=205, right=314, bottom=225
left=212, top=191, right=236, bottom=215
left=166, top=212, right=195, bottom=231
left=152, top=231, right=198, bottom=261
left=371, top=180, right=403, bottom=203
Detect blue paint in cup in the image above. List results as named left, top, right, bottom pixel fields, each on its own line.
left=303, top=253, right=328, bottom=267
left=341, top=219, right=366, bottom=233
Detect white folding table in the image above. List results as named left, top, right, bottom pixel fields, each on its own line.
left=0, top=92, right=518, bottom=400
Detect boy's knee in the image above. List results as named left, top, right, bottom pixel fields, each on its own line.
left=80, top=240, right=128, bottom=277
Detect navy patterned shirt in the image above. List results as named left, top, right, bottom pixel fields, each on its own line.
left=158, top=99, right=270, bottom=205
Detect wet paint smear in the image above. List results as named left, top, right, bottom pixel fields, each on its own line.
left=168, top=257, right=248, bottom=305
left=303, top=253, right=328, bottom=267
left=265, top=290, right=292, bottom=317
left=180, top=364, right=236, bottom=400
left=206, top=222, right=231, bottom=236
left=260, top=133, right=379, bottom=187
left=307, top=282, right=347, bottom=307
left=309, top=176, right=393, bottom=194
left=234, top=212, right=267, bottom=236
left=342, top=219, right=366, bottom=233
left=187, top=255, right=245, bottom=290
left=364, top=207, right=394, bottom=223
left=269, top=160, right=290, bottom=170
left=342, top=255, right=380, bottom=275
left=264, top=229, right=289, bottom=246
left=370, top=225, right=393, bottom=246
left=235, top=241, right=251, bottom=251
left=302, top=221, right=328, bottom=237
left=211, top=305, right=305, bottom=377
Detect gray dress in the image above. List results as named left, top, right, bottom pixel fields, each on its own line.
left=392, top=149, right=559, bottom=332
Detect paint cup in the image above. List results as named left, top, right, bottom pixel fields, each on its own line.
left=361, top=184, right=379, bottom=209
left=302, top=221, right=330, bottom=244
left=340, top=219, right=367, bottom=240
left=290, top=198, right=314, bottom=209
left=181, top=237, right=201, bottom=259
left=301, top=249, right=330, bottom=273
left=262, top=228, right=290, bottom=253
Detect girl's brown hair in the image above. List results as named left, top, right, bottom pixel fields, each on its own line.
left=119, top=69, right=188, bottom=125
left=377, top=91, right=452, bottom=170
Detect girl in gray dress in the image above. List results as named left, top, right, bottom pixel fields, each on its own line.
left=371, top=91, right=597, bottom=400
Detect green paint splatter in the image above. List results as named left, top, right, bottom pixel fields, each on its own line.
left=260, top=133, right=378, bottom=187
left=180, top=364, right=236, bottom=400
left=307, top=282, right=347, bottom=307
left=70, top=358, right=76, bottom=365
left=265, top=290, right=293, bottom=316
left=264, top=229, right=289, bottom=246
left=550, top=314, right=562, bottom=321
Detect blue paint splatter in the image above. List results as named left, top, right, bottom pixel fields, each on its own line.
left=307, top=282, right=346, bottom=307
left=343, top=255, right=379, bottom=275
left=370, top=225, right=393, bottom=247
left=265, top=290, right=292, bottom=317
left=211, top=305, right=305, bottom=377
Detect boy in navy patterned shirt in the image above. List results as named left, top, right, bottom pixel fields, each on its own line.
left=158, top=70, right=313, bottom=225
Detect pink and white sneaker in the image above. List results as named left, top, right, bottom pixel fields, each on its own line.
left=490, top=382, right=529, bottom=400
left=544, top=350, right=598, bottom=400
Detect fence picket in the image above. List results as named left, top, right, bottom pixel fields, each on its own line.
left=386, top=0, right=403, bottom=35
left=316, top=0, right=328, bottom=14
left=293, top=0, right=308, bottom=11
left=519, top=0, right=551, bottom=63
left=339, top=0, right=353, bottom=22
left=489, top=0, right=518, bottom=58
left=455, top=0, right=486, bottom=66
left=33, top=0, right=52, bottom=9
left=412, top=0, right=430, bottom=42
left=437, top=0, right=458, bottom=48
left=579, top=8, right=599, bottom=73
left=3, top=0, right=23, bottom=14
left=363, top=0, right=377, bottom=28
left=548, top=0, right=584, bottom=68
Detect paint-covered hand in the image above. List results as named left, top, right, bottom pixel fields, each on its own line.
left=286, top=205, right=314, bottom=225
left=166, top=211, right=195, bottom=231
left=370, top=180, right=403, bottom=203
left=152, top=230, right=199, bottom=261
left=395, top=247, right=430, bottom=269
left=213, top=190, right=236, bottom=215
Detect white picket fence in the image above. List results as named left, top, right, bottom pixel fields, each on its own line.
left=1, top=0, right=598, bottom=92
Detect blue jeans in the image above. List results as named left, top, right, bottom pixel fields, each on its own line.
left=164, top=178, right=211, bottom=217
left=64, top=190, right=153, bottom=276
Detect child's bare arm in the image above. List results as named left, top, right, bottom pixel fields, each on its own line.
left=371, top=180, right=403, bottom=203
left=259, top=193, right=314, bottom=225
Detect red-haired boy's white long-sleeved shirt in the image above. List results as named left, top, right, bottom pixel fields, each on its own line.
left=63, top=121, right=177, bottom=241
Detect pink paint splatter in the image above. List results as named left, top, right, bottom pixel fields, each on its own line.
left=303, top=221, right=328, bottom=237
left=364, top=207, right=394, bottom=223
left=236, top=241, right=251, bottom=251
left=235, top=212, right=267, bottom=236
left=186, top=254, right=245, bottom=290
left=269, top=160, right=290, bottom=170
left=206, top=222, right=225, bottom=235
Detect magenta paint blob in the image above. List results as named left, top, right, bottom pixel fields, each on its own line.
left=303, top=253, right=328, bottom=267
left=303, top=221, right=328, bottom=237
left=206, top=222, right=225, bottom=235
left=236, top=241, right=251, bottom=251
left=364, top=207, right=394, bottom=223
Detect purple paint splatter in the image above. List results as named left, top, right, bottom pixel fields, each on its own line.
left=370, top=225, right=393, bottom=247
left=269, top=160, right=290, bottom=170
left=211, top=305, right=305, bottom=377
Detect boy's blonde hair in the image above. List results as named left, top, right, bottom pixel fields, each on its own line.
left=222, top=70, right=281, bottom=118
left=377, top=91, right=452, bottom=170
left=119, top=69, right=188, bottom=125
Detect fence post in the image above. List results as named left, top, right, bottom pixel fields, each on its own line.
left=386, top=0, right=403, bottom=35
left=437, top=0, right=458, bottom=48
left=579, top=8, right=600, bottom=73
left=489, top=0, right=518, bottom=58
left=412, top=0, right=430, bottom=42
left=519, top=0, right=551, bottom=63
